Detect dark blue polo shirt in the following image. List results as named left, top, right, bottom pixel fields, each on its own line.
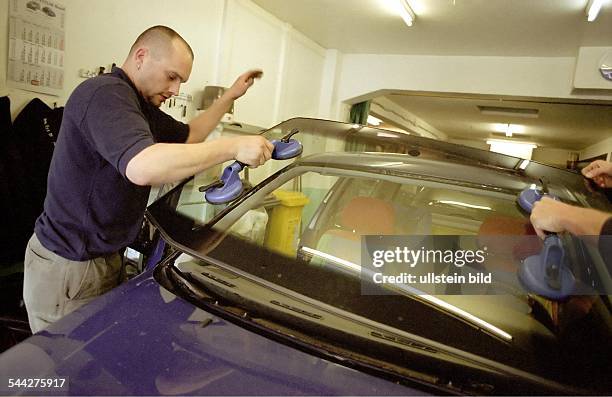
left=35, top=67, right=189, bottom=261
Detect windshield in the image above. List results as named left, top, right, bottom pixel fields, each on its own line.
left=148, top=119, right=611, bottom=394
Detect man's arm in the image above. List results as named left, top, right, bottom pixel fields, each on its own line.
left=126, top=135, right=273, bottom=186
left=186, top=70, right=263, bottom=144
left=530, top=197, right=611, bottom=238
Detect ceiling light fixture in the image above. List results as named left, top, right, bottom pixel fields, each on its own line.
left=367, top=115, right=382, bottom=126
left=586, top=0, right=604, bottom=21
left=493, top=123, right=524, bottom=137
left=397, top=0, right=416, bottom=27
left=487, top=139, right=537, bottom=160
left=503, top=123, right=512, bottom=137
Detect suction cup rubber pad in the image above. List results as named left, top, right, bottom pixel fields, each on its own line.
left=518, top=235, right=575, bottom=300
left=271, top=139, right=303, bottom=160
left=205, top=162, right=244, bottom=204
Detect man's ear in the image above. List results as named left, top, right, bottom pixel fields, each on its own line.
left=133, top=47, right=148, bottom=68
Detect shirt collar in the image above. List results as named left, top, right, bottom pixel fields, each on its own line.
left=111, top=66, right=149, bottom=109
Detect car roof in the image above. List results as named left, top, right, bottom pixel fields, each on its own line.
left=262, top=118, right=608, bottom=208
left=293, top=151, right=528, bottom=195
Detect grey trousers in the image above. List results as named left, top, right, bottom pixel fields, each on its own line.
left=23, top=234, right=123, bottom=334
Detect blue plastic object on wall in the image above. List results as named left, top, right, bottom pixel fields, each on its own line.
left=202, top=132, right=303, bottom=205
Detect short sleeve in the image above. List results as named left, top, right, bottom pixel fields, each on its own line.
left=144, top=103, right=190, bottom=144
left=82, top=83, right=155, bottom=178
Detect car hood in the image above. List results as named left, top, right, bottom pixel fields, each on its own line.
left=0, top=270, right=419, bottom=396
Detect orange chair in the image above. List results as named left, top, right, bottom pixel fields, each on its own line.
left=314, top=197, right=396, bottom=266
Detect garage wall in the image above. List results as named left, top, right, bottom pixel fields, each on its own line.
left=581, top=136, right=612, bottom=162
left=1, top=0, right=224, bottom=117
left=532, top=147, right=573, bottom=168
left=1, top=0, right=327, bottom=128
left=331, top=53, right=612, bottom=153
left=218, top=0, right=326, bottom=127
left=278, top=29, right=325, bottom=120
left=335, top=54, right=612, bottom=106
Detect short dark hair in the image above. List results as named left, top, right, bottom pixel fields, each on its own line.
left=129, top=25, right=194, bottom=59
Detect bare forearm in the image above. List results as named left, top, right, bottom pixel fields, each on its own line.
left=559, top=206, right=610, bottom=236
left=186, top=94, right=234, bottom=143
left=126, top=139, right=236, bottom=186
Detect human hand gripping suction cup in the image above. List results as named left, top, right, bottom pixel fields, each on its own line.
left=516, top=170, right=612, bottom=300
left=200, top=129, right=303, bottom=205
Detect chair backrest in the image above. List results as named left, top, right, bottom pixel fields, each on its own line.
left=338, top=196, right=396, bottom=236
left=314, top=197, right=396, bottom=266
left=477, top=215, right=542, bottom=272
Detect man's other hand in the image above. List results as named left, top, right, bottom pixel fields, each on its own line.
left=227, top=69, right=263, bottom=100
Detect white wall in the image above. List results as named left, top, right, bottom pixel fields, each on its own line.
left=1, top=0, right=327, bottom=127
left=335, top=54, right=612, bottom=107
left=532, top=147, right=573, bottom=168
left=581, top=136, right=612, bottom=161
left=218, top=0, right=326, bottom=127
left=1, top=0, right=224, bottom=117
left=279, top=29, right=325, bottom=120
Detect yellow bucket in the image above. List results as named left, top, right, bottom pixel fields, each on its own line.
left=264, top=190, right=309, bottom=256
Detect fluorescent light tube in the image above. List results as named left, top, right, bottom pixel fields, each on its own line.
left=367, top=115, right=382, bottom=126
left=586, top=0, right=604, bottom=21
left=398, top=0, right=416, bottom=27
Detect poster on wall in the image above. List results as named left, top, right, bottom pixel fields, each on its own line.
left=7, top=0, right=66, bottom=96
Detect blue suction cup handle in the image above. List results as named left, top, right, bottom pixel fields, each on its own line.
left=271, top=139, right=303, bottom=160
left=541, top=235, right=564, bottom=290
left=518, top=234, right=576, bottom=300
left=518, top=187, right=544, bottom=213
left=204, top=161, right=245, bottom=204
left=518, top=186, right=559, bottom=214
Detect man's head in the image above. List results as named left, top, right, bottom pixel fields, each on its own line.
left=123, top=26, right=193, bottom=107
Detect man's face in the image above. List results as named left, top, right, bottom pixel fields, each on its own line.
left=137, top=39, right=193, bottom=107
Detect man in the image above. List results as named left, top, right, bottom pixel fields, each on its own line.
left=23, top=25, right=274, bottom=333
left=530, top=160, right=612, bottom=238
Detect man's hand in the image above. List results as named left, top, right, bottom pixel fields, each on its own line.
left=582, top=159, right=612, bottom=189
left=226, top=69, right=263, bottom=100
left=530, top=197, right=610, bottom=238
left=231, top=136, right=274, bottom=168
left=530, top=198, right=569, bottom=238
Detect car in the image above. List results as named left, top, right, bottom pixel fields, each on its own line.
left=0, top=118, right=610, bottom=395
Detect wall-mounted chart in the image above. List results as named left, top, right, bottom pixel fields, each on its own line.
left=7, top=0, right=66, bottom=96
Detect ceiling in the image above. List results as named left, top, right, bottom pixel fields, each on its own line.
left=378, top=93, right=612, bottom=150
left=252, top=0, right=612, bottom=57
left=252, top=0, right=612, bottom=151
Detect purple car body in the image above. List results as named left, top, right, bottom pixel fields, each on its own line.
left=0, top=266, right=420, bottom=396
